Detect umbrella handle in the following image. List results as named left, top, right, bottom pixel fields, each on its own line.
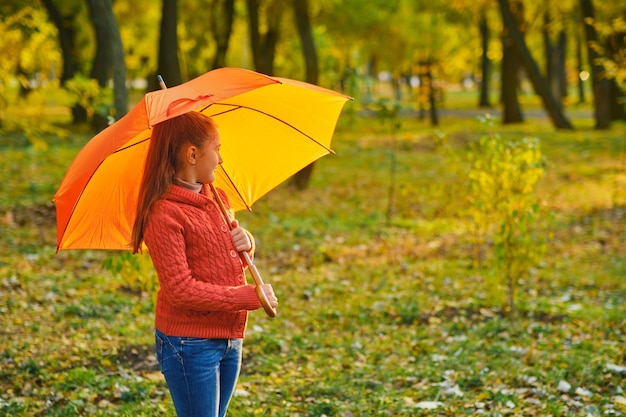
left=209, top=184, right=277, bottom=318
left=243, top=252, right=278, bottom=318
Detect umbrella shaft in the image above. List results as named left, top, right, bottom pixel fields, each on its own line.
left=242, top=251, right=264, bottom=286
left=209, top=184, right=276, bottom=317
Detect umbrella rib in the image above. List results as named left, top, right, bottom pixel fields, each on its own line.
left=217, top=164, right=252, bottom=211
left=56, top=158, right=107, bottom=251
left=58, top=136, right=150, bottom=250
left=113, top=136, right=150, bottom=154
left=200, top=103, right=335, bottom=154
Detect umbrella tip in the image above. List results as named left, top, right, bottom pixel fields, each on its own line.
left=157, top=75, right=167, bottom=90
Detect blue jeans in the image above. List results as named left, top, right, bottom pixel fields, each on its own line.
left=155, top=329, right=243, bottom=417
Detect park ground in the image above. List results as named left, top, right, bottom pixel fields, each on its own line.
left=0, top=91, right=625, bottom=416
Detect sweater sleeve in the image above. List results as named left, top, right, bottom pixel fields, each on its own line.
left=144, top=203, right=261, bottom=313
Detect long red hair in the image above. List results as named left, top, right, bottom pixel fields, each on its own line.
left=131, top=112, right=219, bottom=253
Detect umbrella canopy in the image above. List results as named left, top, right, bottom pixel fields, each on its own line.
left=55, top=67, right=351, bottom=251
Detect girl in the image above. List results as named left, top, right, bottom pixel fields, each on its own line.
left=131, top=111, right=278, bottom=417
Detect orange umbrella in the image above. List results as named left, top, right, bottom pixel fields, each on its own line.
left=54, top=67, right=351, bottom=251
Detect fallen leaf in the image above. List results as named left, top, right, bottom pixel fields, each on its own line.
left=557, top=380, right=571, bottom=393
left=415, top=401, right=443, bottom=409
left=606, top=363, right=626, bottom=374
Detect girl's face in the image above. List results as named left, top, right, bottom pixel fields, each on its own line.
left=194, top=134, right=222, bottom=184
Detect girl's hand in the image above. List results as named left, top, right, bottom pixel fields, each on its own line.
left=261, top=284, right=279, bottom=308
left=230, top=220, right=252, bottom=252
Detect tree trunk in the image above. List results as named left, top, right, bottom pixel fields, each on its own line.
left=291, top=0, right=319, bottom=190
left=544, top=23, right=568, bottom=106
left=479, top=12, right=491, bottom=108
left=87, top=0, right=112, bottom=87
left=41, top=0, right=86, bottom=123
left=86, top=0, right=128, bottom=120
left=246, top=0, right=283, bottom=75
left=501, top=18, right=523, bottom=124
left=576, top=30, right=586, bottom=104
left=211, top=0, right=235, bottom=69
left=500, top=0, right=523, bottom=124
left=606, top=23, right=626, bottom=121
left=543, top=12, right=560, bottom=108
left=499, top=0, right=573, bottom=129
left=105, top=0, right=128, bottom=119
left=158, top=0, right=182, bottom=87
left=246, top=0, right=262, bottom=70
left=293, top=0, right=318, bottom=84
left=557, top=31, right=568, bottom=101
left=425, top=64, right=439, bottom=126
left=609, top=80, right=625, bottom=121
left=580, top=0, right=611, bottom=129
left=41, top=0, right=75, bottom=84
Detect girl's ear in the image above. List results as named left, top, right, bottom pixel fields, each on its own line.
left=185, top=145, right=197, bottom=166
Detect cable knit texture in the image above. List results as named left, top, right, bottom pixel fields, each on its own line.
left=144, top=185, right=260, bottom=339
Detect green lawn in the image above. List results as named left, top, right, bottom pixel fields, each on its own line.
left=0, top=110, right=624, bottom=416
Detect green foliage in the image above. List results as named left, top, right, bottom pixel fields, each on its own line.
left=0, top=146, right=78, bottom=208
left=466, top=129, right=546, bottom=313
left=102, top=251, right=158, bottom=306
left=0, top=6, right=71, bottom=147
left=113, top=1, right=160, bottom=79
left=0, top=83, right=74, bottom=148
left=63, top=75, right=114, bottom=122
left=0, top=6, right=60, bottom=79
left=370, top=97, right=402, bottom=128
left=370, top=98, right=403, bottom=225
left=591, top=15, right=626, bottom=91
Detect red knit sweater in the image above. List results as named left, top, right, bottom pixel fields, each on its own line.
left=144, top=185, right=261, bottom=339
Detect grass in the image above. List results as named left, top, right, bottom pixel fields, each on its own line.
left=0, top=107, right=624, bottom=416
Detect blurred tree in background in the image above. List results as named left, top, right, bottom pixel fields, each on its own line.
left=0, top=0, right=624, bottom=181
